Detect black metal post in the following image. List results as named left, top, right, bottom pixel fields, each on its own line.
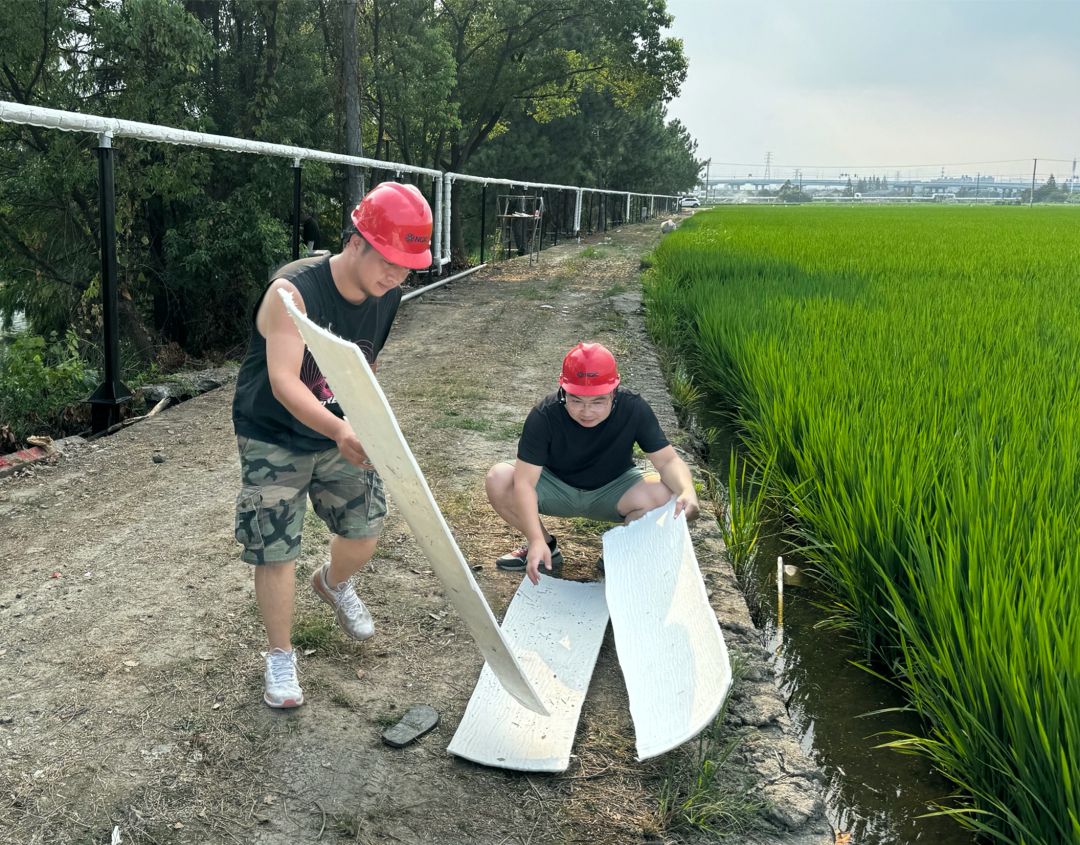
left=86, top=135, right=131, bottom=433
left=292, top=160, right=302, bottom=261
left=480, top=184, right=487, bottom=264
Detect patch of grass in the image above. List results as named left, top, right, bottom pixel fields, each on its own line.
left=657, top=655, right=764, bottom=836
left=375, top=711, right=399, bottom=729
left=433, top=409, right=494, bottom=432
left=568, top=517, right=610, bottom=537
left=601, top=309, right=626, bottom=332
left=602, top=282, right=628, bottom=297
left=487, top=420, right=524, bottom=441
left=291, top=609, right=338, bottom=652
left=514, top=285, right=554, bottom=301
left=580, top=246, right=606, bottom=259
left=330, top=811, right=364, bottom=839
left=439, top=489, right=474, bottom=519
left=546, top=277, right=568, bottom=292
left=329, top=690, right=353, bottom=709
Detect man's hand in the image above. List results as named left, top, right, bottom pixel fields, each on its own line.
left=674, top=489, right=700, bottom=521
left=333, top=421, right=373, bottom=469
left=525, top=543, right=553, bottom=586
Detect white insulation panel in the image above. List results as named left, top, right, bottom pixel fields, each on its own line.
left=603, top=500, right=732, bottom=760
left=281, top=292, right=546, bottom=715
left=447, top=576, right=609, bottom=772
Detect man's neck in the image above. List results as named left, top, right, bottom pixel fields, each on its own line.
left=328, top=253, right=368, bottom=305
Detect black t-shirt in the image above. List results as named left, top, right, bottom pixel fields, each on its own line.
left=302, top=216, right=326, bottom=251
left=516, top=387, right=669, bottom=490
left=232, top=255, right=401, bottom=453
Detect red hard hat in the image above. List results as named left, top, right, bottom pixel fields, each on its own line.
left=351, top=182, right=433, bottom=270
left=559, top=343, right=620, bottom=396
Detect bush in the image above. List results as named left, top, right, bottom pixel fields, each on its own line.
left=0, top=331, right=98, bottom=442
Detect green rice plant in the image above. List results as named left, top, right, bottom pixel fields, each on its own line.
left=720, top=450, right=770, bottom=575
left=644, top=205, right=1080, bottom=845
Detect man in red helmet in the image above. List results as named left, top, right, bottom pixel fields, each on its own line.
left=231, top=182, right=432, bottom=708
left=485, top=342, right=700, bottom=586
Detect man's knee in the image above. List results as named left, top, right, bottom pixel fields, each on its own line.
left=620, top=477, right=673, bottom=514
left=485, top=462, right=514, bottom=503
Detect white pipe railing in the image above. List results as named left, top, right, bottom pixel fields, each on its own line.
left=0, top=102, right=441, bottom=176
left=0, top=102, right=682, bottom=271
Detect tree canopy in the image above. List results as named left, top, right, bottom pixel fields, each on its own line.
left=0, top=0, right=699, bottom=360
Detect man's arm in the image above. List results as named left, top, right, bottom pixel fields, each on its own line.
left=512, top=460, right=551, bottom=585
left=260, top=279, right=370, bottom=467
left=646, top=445, right=700, bottom=521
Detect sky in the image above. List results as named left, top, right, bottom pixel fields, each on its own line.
left=663, top=0, right=1080, bottom=184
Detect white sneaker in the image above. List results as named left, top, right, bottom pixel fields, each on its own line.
left=311, top=564, right=375, bottom=641
left=263, top=648, right=303, bottom=708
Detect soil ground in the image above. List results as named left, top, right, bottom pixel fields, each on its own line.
left=0, top=222, right=832, bottom=845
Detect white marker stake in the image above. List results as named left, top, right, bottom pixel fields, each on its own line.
left=280, top=290, right=547, bottom=715
left=777, top=555, right=784, bottom=629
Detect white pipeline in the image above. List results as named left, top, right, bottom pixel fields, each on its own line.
left=401, top=264, right=486, bottom=303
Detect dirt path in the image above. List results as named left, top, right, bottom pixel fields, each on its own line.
left=0, top=223, right=831, bottom=845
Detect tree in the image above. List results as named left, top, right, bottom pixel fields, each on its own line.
left=432, top=0, right=688, bottom=258
left=777, top=180, right=811, bottom=203
left=1, top=0, right=698, bottom=362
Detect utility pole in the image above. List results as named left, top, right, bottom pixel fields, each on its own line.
left=764, top=151, right=772, bottom=181
left=975, top=172, right=980, bottom=204
left=1030, top=159, right=1037, bottom=207
left=704, top=159, right=710, bottom=203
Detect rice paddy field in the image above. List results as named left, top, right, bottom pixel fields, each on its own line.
left=644, top=206, right=1080, bottom=845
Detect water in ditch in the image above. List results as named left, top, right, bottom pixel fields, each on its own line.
left=708, top=446, right=977, bottom=845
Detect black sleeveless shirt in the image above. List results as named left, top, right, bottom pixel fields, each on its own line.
left=232, top=255, right=402, bottom=453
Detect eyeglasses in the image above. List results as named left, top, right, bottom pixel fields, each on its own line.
left=565, top=394, right=612, bottom=411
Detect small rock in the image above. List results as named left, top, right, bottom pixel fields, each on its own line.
left=195, top=378, right=222, bottom=393
left=153, top=454, right=167, bottom=463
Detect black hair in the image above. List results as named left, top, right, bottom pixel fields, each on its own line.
left=340, top=227, right=369, bottom=251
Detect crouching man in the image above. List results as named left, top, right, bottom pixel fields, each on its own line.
left=485, top=343, right=700, bottom=586
left=232, top=182, right=432, bottom=708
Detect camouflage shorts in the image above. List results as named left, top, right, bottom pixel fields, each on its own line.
left=234, top=436, right=387, bottom=566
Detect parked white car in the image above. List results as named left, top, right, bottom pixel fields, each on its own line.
left=679, top=196, right=701, bottom=208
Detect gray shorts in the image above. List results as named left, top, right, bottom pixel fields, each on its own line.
left=533, top=465, right=651, bottom=524
left=234, top=436, right=386, bottom=565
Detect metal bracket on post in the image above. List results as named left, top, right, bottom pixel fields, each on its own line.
left=292, top=157, right=302, bottom=261
left=85, top=131, right=132, bottom=434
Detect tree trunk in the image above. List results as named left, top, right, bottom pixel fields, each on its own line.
left=342, top=0, right=364, bottom=225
